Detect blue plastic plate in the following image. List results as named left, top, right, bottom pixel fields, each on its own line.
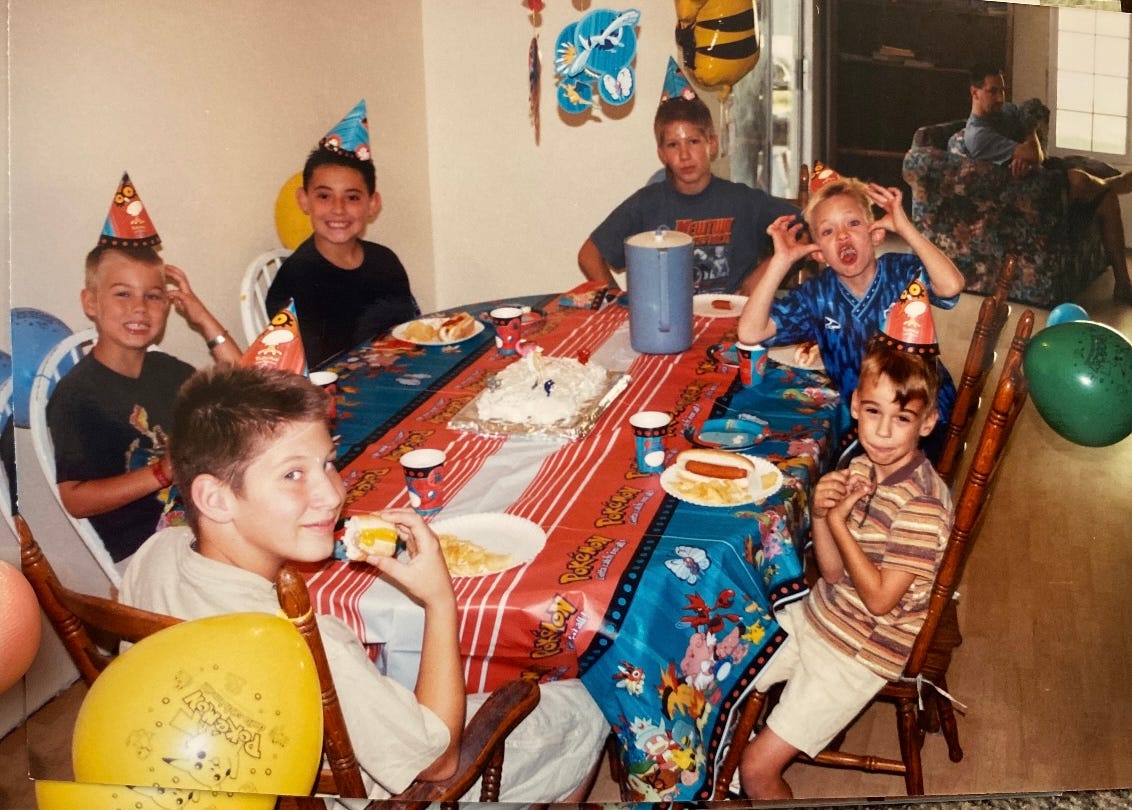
left=686, top=418, right=765, bottom=450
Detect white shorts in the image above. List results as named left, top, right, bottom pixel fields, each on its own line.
left=754, top=601, right=886, bottom=758
left=464, top=678, right=609, bottom=803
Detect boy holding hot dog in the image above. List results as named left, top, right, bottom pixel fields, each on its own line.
left=739, top=308, right=954, bottom=800
left=265, top=100, right=419, bottom=367
left=120, top=364, right=608, bottom=802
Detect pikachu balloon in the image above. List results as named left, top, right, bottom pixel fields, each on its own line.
left=675, top=0, right=760, bottom=100
left=71, top=613, right=323, bottom=799
left=36, top=780, right=277, bottom=810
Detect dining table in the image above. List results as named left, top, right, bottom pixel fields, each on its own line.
left=300, top=280, right=846, bottom=802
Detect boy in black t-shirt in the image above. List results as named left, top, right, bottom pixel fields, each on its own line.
left=265, top=100, right=419, bottom=367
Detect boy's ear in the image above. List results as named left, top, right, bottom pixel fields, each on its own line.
left=708, top=133, right=720, bottom=161
left=190, top=474, right=237, bottom=525
left=295, top=185, right=311, bottom=216
left=918, top=406, right=939, bottom=437
left=368, top=191, right=382, bottom=222
left=869, top=223, right=887, bottom=246
left=80, top=287, right=97, bottom=320
left=849, top=388, right=860, bottom=420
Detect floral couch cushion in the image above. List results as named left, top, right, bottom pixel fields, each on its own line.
left=903, top=120, right=1108, bottom=308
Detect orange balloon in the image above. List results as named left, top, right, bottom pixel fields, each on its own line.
left=73, top=613, right=323, bottom=797
left=0, top=560, right=41, bottom=693
left=274, top=172, right=312, bottom=250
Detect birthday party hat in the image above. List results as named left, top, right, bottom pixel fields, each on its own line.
left=874, top=276, right=939, bottom=357
left=318, top=99, right=371, bottom=162
left=808, top=161, right=842, bottom=196
left=241, top=300, right=308, bottom=375
left=99, top=172, right=160, bottom=248
left=660, top=56, right=697, bottom=103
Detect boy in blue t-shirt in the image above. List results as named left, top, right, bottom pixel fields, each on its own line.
left=737, top=169, right=965, bottom=459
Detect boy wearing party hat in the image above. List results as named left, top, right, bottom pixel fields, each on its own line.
left=46, top=172, right=241, bottom=569
left=265, top=99, right=419, bottom=368
left=738, top=330, right=954, bottom=800
left=737, top=166, right=965, bottom=459
left=578, top=62, right=799, bottom=294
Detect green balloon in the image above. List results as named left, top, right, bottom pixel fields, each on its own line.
left=1023, top=320, right=1132, bottom=447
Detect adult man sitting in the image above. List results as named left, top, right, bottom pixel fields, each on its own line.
left=964, top=63, right=1132, bottom=303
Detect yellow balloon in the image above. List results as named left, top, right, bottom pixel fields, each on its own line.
left=274, top=172, right=312, bottom=249
left=72, top=613, right=323, bottom=798
left=36, top=779, right=276, bottom=810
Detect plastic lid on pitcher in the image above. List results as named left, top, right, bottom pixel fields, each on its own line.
left=625, top=228, right=694, bottom=249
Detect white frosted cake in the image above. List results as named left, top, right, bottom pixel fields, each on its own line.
left=476, top=351, right=609, bottom=425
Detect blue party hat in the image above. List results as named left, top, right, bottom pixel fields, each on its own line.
left=319, top=99, right=371, bottom=162
left=660, top=56, right=697, bottom=103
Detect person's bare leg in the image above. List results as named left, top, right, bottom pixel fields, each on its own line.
left=738, top=726, right=798, bottom=800
left=1065, top=171, right=1132, bottom=302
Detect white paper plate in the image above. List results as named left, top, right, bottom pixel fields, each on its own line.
left=693, top=294, right=747, bottom=318
left=427, top=513, right=546, bottom=577
left=768, top=343, right=825, bottom=372
left=391, top=317, right=485, bottom=346
left=660, top=456, right=784, bottom=507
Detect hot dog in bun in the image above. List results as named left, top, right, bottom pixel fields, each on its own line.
left=342, top=514, right=400, bottom=562
left=438, top=311, right=476, bottom=342
left=676, top=448, right=756, bottom=485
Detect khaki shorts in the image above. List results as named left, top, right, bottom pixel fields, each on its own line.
left=754, top=601, right=886, bottom=758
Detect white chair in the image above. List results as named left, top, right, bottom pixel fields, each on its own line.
left=27, top=328, right=123, bottom=586
left=239, top=248, right=292, bottom=344
left=0, top=377, right=15, bottom=533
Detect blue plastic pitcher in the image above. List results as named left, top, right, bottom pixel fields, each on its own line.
left=626, top=228, right=694, bottom=354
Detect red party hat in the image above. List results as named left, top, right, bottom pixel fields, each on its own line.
left=808, top=161, right=842, bottom=195
left=99, top=172, right=160, bottom=248
left=875, top=276, right=939, bottom=357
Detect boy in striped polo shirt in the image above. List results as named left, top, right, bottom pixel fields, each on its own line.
left=739, top=293, right=954, bottom=800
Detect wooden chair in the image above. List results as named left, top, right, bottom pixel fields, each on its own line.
left=17, top=514, right=541, bottom=807
left=713, top=309, right=1035, bottom=798
left=935, top=255, right=1018, bottom=485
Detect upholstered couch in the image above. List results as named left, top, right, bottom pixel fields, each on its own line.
left=902, top=119, right=1109, bottom=308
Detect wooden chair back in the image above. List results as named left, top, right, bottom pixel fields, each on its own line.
left=935, top=255, right=1018, bottom=484
left=713, top=309, right=1035, bottom=798
left=16, top=513, right=179, bottom=686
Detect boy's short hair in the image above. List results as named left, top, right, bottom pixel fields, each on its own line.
left=859, top=339, right=941, bottom=413
left=803, top=176, right=874, bottom=227
left=653, top=97, right=715, bottom=145
left=969, top=62, right=1003, bottom=88
left=84, top=245, right=163, bottom=290
left=171, top=365, right=330, bottom=530
left=302, top=147, right=377, bottom=195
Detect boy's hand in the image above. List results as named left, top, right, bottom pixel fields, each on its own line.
left=163, top=265, right=211, bottom=329
left=368, top=507, right=455, bottom=604
left=812, top=469, right=873, bottom=522
left=865, top=184, right=912, bottom=237
left=766, top=214, right=818, bottom=266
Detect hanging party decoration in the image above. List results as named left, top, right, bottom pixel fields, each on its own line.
left=674, top=0, right=760, bottom=101
left=554, top=9, right=641, bottom=116
left=529, top=35, right=542, bottom=143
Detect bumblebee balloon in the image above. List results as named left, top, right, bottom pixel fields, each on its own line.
left=675, top=0, right=760, bottom=100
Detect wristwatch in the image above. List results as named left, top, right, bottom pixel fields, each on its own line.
left=206, top=331, right=229, bottom=350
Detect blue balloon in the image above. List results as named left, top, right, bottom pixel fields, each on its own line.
left=1046, top=302, right=1089, bottom=328
left=12, top=308, right=74, bottom=428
